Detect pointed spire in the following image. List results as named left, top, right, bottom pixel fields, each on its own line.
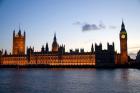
left=112, top=42, right=114, bottom=47
left=91, top=43, right=94, bottom=53
left=13, top=30, right=15, bottom=37
left=4, top=50, right=7, bottom=55
left=121, top=20, right=125, bottom=28
left=54, top=32, right=57, bottom=42
left=18, top=24, right=21, bottom=36
left=24, top=30, right=26, bottom=37
left=41, top=45, right=45, bottom=52
left=46, top=42, right=48, bottom=47
left=107, top=42, right=109, bottom=46
left=0, top=50, right=2, bottom=55
left=92, top=43, right=93, bottom=46
left=121, top=19, right=126, bottom=32
left=46, top=42, right=49, bottom=52
left=19, top=24, right=21, bottom=31
left=33, top=46, right=34, bottom=51
left=2, top=49, right=3, bottom=54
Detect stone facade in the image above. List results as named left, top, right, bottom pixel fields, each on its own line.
left=13, top=30, right=25, bottom=55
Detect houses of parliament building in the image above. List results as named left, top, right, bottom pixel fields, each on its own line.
left=0, top=21, right=128, bottom=67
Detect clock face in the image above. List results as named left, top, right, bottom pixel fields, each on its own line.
left=121, top=35, right=125, bottom=39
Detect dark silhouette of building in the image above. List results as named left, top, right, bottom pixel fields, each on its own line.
left=95, top=43, right=115, bottom=66
left=91, top=43, right=94, bottom=53
left=58, top=44, right=65, bottom=54
left=136, top=51, right=140, bottom=63
left=120, top=21, right=128, bottom=64
left=46, top=43, right=49, bottom=53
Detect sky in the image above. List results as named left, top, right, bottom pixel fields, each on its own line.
left=0, top=0, right=140, bottom=59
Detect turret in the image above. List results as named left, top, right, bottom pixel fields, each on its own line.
left=91, top=43, right=94, bottom=53
left=107, top=42, right=115, bottom=52
left=41, top=45, right=45, bottom=53
left=46, top=43, right=49, bottom=53
left=58, top=44, right=65, bottom=54
left=4, top=50, right=7, bottom=55
left=13, top=30, right=15, bottom=37
left=18, top=29, right=21, bottom=36
left=27, top=46, right=33, bottom=62
left=95, top=43, right=102, bottom=51
left=24, top=31, right=26, bottom=38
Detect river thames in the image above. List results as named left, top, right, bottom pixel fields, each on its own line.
left=0, top=68, right=140, bottom=93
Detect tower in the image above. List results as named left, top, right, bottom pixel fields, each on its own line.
left=13, top=29, right=26, bottom=55
left=120, top=21, right=128, bottom=64
left=52, top=33, right=59, bottom=52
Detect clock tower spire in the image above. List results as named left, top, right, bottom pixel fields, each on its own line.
left=120, top=21, right=128, bottom=64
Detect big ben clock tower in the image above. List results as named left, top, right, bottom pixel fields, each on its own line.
left=120, top=21, right=128, bottom=64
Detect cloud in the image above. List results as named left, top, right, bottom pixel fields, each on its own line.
left=99, top=23, right=106, bottom=29
left=82, top=23, right=106, bottom=31
left=73, top=21, right=118, bottom=31
left=82, top=24, right=98, bottom=31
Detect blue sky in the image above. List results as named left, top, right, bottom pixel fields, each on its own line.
left=0, top=0, right=140, bottom=58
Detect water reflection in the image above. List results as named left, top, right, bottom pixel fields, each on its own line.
left=0, top=68, right=140, bottom=93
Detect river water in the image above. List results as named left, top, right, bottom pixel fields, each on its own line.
left=0, top=68, right=140, bottom=93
